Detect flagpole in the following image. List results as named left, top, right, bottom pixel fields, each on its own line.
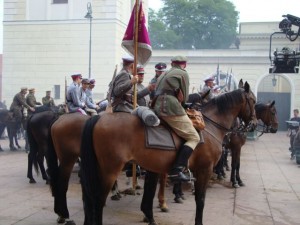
left=132, top=0, right=140, bottom=191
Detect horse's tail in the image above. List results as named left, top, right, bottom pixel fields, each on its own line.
left=45, top=119, right=59, bottom=197
left=26, top=116, right=39, bottom=175
left=80, top=115, right=101, bottom=210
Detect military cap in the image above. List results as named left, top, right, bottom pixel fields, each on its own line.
left=71, top=73, right=82, bottom=80
left=21, top=87, right=28, bottom=92
left=155, top=62, right=167, bottom=71
left=204, top=76, right=215, bottom=82
left=122, top=55, right=134, bottom=64
left=81, top=78, right=90, bottom=84
left=46, top=90, right=51, bottom=93
left=29, top=88, right=35, bottom=92
left=171, top=56, right=188, bottom=63
left=137, top=66, right=145, bottom=74
left=89, top=79, right=96, bottom=85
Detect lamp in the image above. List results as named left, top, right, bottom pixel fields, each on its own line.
left=85, top=2, right=93, bottom=78
left=272, top=74, right=277, bottom=87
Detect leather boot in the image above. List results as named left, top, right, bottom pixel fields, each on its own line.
left=168, top=145, right=194, bottom=182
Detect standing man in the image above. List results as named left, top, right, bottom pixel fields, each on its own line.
left=149, top=62, right=167, bottom=100
left=42, top=91, right=55, bottom=107
left=288, top=109, right=300, bottom=159
left=111, top=56, right=138, bottom=113
left=136, top=66, right=155, bottom=107
left=201, top=76, right=215, bottom=102
left=10, top=88, right=35, bottom=122
left=152, top=56, right=200, bottom=182
left=26, top=88, right=42, bottom=115
left=66, top=73, right=86, bottom=114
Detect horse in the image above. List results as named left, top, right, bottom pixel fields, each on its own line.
left=26, top=105, right=66, bottom=184
left=225, top=100, right=278, bottom=188
left=79, top=80, right=257, bottom=225
left=0, top=109, right=25, bottom=151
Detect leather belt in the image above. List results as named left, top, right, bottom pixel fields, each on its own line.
left=154, top=90, right=176, bottom=97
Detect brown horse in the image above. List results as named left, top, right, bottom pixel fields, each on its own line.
left=46, top=113, right=90, bottom=225
left=226, top=100, right=278, bottom=188
left=79, top=81, right=257, bottom=225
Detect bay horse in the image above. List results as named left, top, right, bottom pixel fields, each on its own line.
left=26, top=105, right=65, bottom=184
left=225, top=100, right=278, bottom=188
left=79, top=80, right=257, bottom=225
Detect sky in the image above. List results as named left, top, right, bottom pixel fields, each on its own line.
left=1, top=0, right=300, bottom=53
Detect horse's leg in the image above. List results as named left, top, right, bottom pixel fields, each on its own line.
left=7, top=127, right=16, bottom=151
left=235, top=149, right=244, bottom=186
left=27, top=152, right=36, bottom=183
left=230, top=147, right=239, bottom=188
left=14, top=134, right=21, bottom=149
left=194, top=170, right=212, bottom=225
left=141, top=171, right=159, bottom=225
left=214, top=158, right=224, bottom=180
left=37, top=154, right=49, bottom=184
left=157, top=173, right=169, bottom=212
left=224, top=147, right=230, bottom=171
left=111, top=180, right=122, bottom=200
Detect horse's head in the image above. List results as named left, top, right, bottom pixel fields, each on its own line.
left=255, top=100, right=278, bottom=133
left=187, top=92, right=207, bottom=110
left=238, top=79, right=257, bottom=132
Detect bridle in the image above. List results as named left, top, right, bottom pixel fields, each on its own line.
left=255, top=105, right=278, bottom=137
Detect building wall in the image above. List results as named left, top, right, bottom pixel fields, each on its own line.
left=2, top=0, right=300, bottom=116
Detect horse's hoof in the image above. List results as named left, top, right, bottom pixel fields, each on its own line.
left=111, top=194, right=120, bottom=201
left=136, top=184, right=142, bottom=190
left=117, top=192, right=122, bottom=199
left=143, top=216, right=149, bottom=223
left=232, top=183, right=240, bottom=188
left=57, top=216, right=65, bottom=223
left=122, top=188, right=136, bottom=195
left=29, top=179, right=36, bottom=184
left=174, top=197, right=183, bottom=204
left=159, top=203, right=169, bottom=212
left=10, top=147, right=17, bottom=151
left=65, top=219, right=76, bottom=225
left=238, top=182, right=245, bottom=187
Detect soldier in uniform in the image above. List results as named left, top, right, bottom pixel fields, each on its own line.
left=149, top=62, right=167, bottom=100
left=111, top=56, right=138, bottom=113
left=26, top=88, right=42, bottom=116
left=136, top=66, right=155, bottom=107
left=79, top=78, right=98, bottom=116
left=42, top=91, right=55, bottom=107
left=201, top=76, right=215, bottom=102
left=85, top=79, right=100, bottom=112
left=66, top=73, right=86, bottom=115
left=152, top=56, right=200, bottom=182
left=10, top=88, right=35, bottom=123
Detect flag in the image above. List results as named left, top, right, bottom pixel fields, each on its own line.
left=121, top=1, right=152, bottom=65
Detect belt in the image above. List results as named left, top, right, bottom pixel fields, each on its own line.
left=154, top=90, right=176, bottom=97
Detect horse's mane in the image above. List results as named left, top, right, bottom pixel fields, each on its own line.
left=205, top=89, right=244, bottom=113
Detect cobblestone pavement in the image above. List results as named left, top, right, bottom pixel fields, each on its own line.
left=0, top=131, right=299, bottom=225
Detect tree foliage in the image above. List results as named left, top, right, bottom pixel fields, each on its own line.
left=148, top=0, right=239, bottom=49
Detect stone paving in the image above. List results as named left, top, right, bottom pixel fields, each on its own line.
left=0, top=131, right=299, bottom=225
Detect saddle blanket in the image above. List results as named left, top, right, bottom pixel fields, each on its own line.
left=145, top=125, right=179, bottom=151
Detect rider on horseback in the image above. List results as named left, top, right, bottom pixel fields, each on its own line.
left=152, top=56, right=200, bottom=182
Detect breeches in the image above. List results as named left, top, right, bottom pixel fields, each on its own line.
left=162, top=114, right=200, bottom=149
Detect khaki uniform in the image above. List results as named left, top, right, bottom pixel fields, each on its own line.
left=112, top=68, right=133, bottom=113
left=10, top=92, right=31, bottom=122
left=42, top=96, right=55, bottom=107
left=153, top=65, right=200, bottom=149
left=26, top=93, right=41, bottom=116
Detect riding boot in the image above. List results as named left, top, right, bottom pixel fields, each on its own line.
left=168, top=145, right=193, bottom=182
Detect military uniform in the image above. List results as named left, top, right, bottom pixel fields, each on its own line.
left=137, top=83, right=150, bottom=107
left=79, top=80, right=97, bottom=116
left=10, top=89, right=31, bottom=122
left=111, top=56, right=136, bottom=113
left=153, top=56, right=200, bottom=182
left=66, top=76, right=85, bottom=113
left=42, top=91, right=55, bottom=107
left=201, top=76, right=215, bottom=102
left=149, top=62, right=167, bottom=100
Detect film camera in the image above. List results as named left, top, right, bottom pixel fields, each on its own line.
left=269, top=14, right=300, bottom=74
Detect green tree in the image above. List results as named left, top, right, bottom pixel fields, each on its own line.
left=149, top=0, right=238, bottom=49
left=148, top=9, right=181, bottom=49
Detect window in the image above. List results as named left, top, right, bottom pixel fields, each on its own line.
left=53, top=0, right=68, bottom=4
left=54, top=85, right=60, bottom=99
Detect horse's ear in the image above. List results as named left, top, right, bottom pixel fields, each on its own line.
left=244, top=81, right=250, bottom=92
left=270, top=100, right=275, bottom=107
left=201, top=89, right=210, bottom=99
left=238, top=79, right=244, bottom=88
